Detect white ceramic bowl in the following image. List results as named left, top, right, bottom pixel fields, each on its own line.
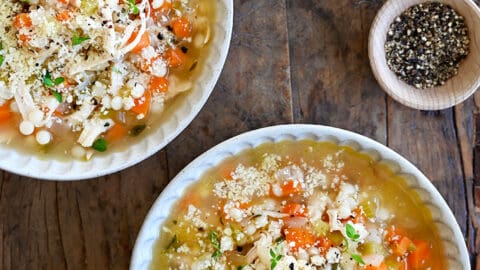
left=130, top=124, right=469, bottom=270
left=0, top=0, right=234, bottom=180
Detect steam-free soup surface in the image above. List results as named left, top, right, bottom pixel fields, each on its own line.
left=0, top=0, right=215, bottom=160
left=152, top=140, right=445, bottom=270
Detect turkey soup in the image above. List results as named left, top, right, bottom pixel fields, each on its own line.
left=151, top=140, right=445, bottom=270
left=0, top=0, right=215, bottom=160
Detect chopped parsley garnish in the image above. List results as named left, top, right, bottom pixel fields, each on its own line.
left=43, top=71, right=65, bottom=101
left=346, top=223, right=360, bottom=241
left=0, top=42, right=4, bottom=66
left=92, top=138, right=107, bottom=152
left=209, top=231, right=222, bottom=260
left=269, top=242, right=283, bottom=269
left=350, top=253, right=365, bottom=265
left=72, top=34, right=90, bottom=46
left=51, top=90, right=63, bottom=103
left=126, top=0, right=139, bottom=15
left=43, top=71, right=65, bottom=87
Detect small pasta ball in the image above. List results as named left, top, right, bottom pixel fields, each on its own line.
left=36, top=130, right=51, bottom=145
left=71, top=145, right=86, bottom=159
left=19, top=121, right=35, bottom=135
left=111, top=96, right=123, bottom=111
left=28, top=109, right=44, bottom=125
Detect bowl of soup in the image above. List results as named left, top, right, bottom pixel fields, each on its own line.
left=0, top=0, right=233, bottom=180
left=131, top=124, right=468, bottom=269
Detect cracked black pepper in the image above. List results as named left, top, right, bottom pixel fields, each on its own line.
left=385, top=2, right=470, bottom=89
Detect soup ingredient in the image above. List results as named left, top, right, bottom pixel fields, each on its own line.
left=0, top=0, right=213, bottom=160
left=385, top=2, right=470, bottom=89
left=151, top=141, right=445, bottom=269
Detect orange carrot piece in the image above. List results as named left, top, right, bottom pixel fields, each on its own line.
left=393, top=236, right=414, bottom=256
left=284, top=228, right=316, bottom=251
left=172, top=17, right=192, bottom=38
left=149, top=76, right=169, bottom=93
left=165, top=47, right=186, bottom=68
left=56, top=10, right=73, bottom=21
left=282, top=180, right=302, bottom=195
left=128, top=30, right=151, bottom=54
left=282, top=203, right=308, bottom=217
left=407, top=240, right=430, bottom=269
left=131, top=89, right=151, bottom=115
left=315, top=236, right=334, bottom=252
left=105, top=122, right=127, bottom=142
left=14, top=13, right=32, bottom=29
left=0, top=103, right=11, bottom=124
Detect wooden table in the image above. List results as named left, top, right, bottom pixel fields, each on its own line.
left=1, top=1, right=479, bottom=269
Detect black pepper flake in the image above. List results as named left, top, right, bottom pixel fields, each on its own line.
left=181, top=46, right=188, bottom=53
left=236, top=246, right=243, bottom=252
left=167, top=25, right=173, bottom=31
left=157, top=33, right=164, bottom=40
left=385, top=1, right=470, bottom=89
left=289, top=263, right=294, bottom=270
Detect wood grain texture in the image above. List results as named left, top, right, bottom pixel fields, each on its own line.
left=286, top=0, right=387, bottom=143
left=165, top=0, right=293, bottom=177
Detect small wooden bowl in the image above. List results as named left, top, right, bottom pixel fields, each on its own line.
left=369, top=0, right=480, bottom=110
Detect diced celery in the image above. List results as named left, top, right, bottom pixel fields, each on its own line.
left=360, top=198, right=378, bottom=219
left=312, top=220, right=330, bottom=236
left=80, top=0, right=98, bottom=15
left=327, top=231, right=344, bottom=246
left=358, top=241, right=384, bottom=255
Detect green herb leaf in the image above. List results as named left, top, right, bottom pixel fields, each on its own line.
left=92, top=138, right=107, bottom=152
left=237, top=266, right=244, bottom=270
left=126, top=0, right=139, bottom=15
left=165, top=234, right=177, bottom=250
left=212, top=250, right=221, bottom=259
left=346, top=223, right=360, bottom=241
left=269, top=243, right=283, bottom=270
left=0, top=55, right=4, bottom=67
left=350, top=254, right=365, bottom=265
left=51, top=90, right=63, bottom=103
left=209, top=231, right=222, bottom=260
left=43, top=71, right=65, bottom=88
left=72, top=34, right=90, bottom=46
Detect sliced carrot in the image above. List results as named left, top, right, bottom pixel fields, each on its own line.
left=56, top=10, right=73, bottom=21
left=364, top=263, right=387, bottom=270
left=131, top=89, right=151, bottom=115
left=392, top=236, right=414, bottom=256
left=0, top=103, right=11, bottom=124
left=105, top=122, right=127, bottom=142
left=284, top=228, right=316, bottom=251
left=385, top=225, right=405, bottom=243
left=282, top=180, right=302, bottom=196
left=171, top=17, right=192, bottom=38
left=315, top=236, right=334, bottom=252
left=282, top=203, right=308, bottom=217
left=18, top=34, right=31, bottom=43
left=13, top=13, right=32, bottom=29
left=149, top=76, right=169, bottom=93
left=407, top=240, right=430, bottom=269
left=165, top=47, right=186, bottom=68
left=128, top=30, right=151, bottom=54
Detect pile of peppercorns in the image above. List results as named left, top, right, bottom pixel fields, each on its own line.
left=385, top=2, right=470, bottom=89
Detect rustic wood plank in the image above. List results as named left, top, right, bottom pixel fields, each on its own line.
left=455, top=92, right=480, bottom=261
left=286, top=0, right=387, bottom=143
left=56, top=152, right=169, bottom=270
left=387, top=102, right=469, bottom=236
left=0, top=151, right=169, bottom=270
left=165, top=0, right=293, bottom=177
